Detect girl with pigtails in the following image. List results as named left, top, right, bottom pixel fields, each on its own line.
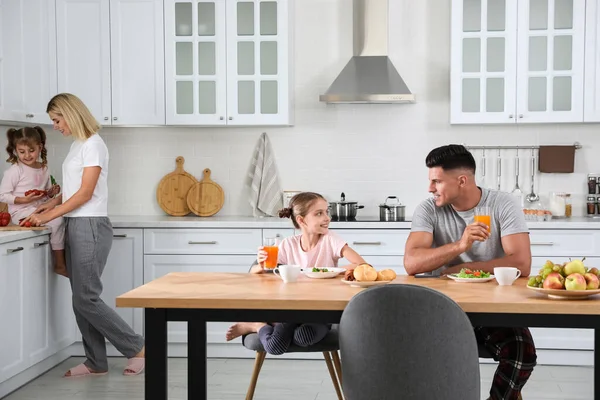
left=0, top=126, right=66, bottom=275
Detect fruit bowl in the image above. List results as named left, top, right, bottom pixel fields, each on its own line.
left=526, top=286, right=600, bottom=300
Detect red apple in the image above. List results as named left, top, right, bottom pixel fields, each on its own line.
left=565, top=273, right=587, bottom=291
left=543, top=272, right=565, bottom=289
left=589, top=267, right=600, bottom=278
left=584, top=273, right=600, bottom=290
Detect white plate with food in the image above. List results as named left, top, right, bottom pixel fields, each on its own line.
left=302, top=267, right=346, bottom=279
left=446, top=274, right=496, bottom=283
left=446, top=268, right=495, bottom=283
left=340, top=279, right=394, bottom=288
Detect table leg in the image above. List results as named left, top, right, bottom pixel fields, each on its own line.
left=596, top=329, right=599, bottom=400
left=145, top=308, right=168, bottom=400
left=188, top=319, right=207, bottom=400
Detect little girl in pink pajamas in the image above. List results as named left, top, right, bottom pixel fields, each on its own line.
left=0, top=126, right=67, bottom=276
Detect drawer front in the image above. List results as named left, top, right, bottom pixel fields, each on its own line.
left=262, top=228, right=296, bottom=242
left=529, top=230, right=600, bottom=257
left=331, top=229, right=409, bottom=256
left=144, top=229, right=262, bottom=255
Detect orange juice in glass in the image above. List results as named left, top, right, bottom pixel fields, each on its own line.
left=263, top=237, right=279, bottom=269
left=474, top=206, right=491, bottom=232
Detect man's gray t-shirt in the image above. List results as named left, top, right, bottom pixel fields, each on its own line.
left=410, top=188, right=529, bottom=275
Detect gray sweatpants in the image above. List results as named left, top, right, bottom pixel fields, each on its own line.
left=65, top=217, right=144, bottom=371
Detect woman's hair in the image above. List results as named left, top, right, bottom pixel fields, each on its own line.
left=6, top=126, right=48, bottom=167
left=46, top=93, right=100, bottom=140
left=278, top=192, right=327, bottom=229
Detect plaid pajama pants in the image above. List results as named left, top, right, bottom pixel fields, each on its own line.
left=475, top=326, right=537, bottom=400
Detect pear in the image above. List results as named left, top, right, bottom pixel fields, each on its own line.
left=564, top=259, right=586, bottom=276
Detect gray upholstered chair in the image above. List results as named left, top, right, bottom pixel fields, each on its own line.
left=241, top=327, right=342, bottom=400
left=339, top=284, right=481, bottom=400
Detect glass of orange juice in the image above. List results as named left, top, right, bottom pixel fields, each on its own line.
left=474, top=206, right=491, bottom=232
left=263, top=237, right=279, bottom=269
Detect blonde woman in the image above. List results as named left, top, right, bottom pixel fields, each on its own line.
left=24, top=93, right=145, bottom=377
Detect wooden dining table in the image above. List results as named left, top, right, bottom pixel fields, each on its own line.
left=116, top=272, right=600, bottom=400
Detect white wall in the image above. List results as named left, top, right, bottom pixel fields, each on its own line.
left=1, top=0, right=597, bottom=217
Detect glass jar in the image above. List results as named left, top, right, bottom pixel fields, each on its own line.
left=549, top=192, right=567, bottom=217
left=588, top=196, right=597, bottom=215
left=589, top=176, right=598, bottom=194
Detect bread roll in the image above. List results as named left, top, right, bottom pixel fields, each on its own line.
left=354, top=263, right=377, bottom=281
left=376, top=269, right=397, bottom=281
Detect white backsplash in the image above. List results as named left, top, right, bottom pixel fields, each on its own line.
left=1, top=0, right=598, bottom=217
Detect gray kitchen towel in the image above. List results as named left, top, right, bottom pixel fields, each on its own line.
left=246, top=132, right=283, bottom=217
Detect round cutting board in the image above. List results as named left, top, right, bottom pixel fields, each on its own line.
left=187, top=168, right=224, bottom=217
left=156, top=156, right=198, bottom=216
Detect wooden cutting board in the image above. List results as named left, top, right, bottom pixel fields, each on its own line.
left=0, top=226, right=47, bottom=231
left=156, top=156, right=198, bottom=216
left=187, top=168, right=224, bottom=217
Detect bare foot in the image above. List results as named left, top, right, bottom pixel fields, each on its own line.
left=226, top=322, right=266, bottom=341
left=135, top=346, right=145, bottom=358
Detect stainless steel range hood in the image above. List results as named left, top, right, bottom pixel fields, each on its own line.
left=319, top=0, right=415, bottom=104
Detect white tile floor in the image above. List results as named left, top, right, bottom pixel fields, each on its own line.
left=3, top=357, right=595, bottom=400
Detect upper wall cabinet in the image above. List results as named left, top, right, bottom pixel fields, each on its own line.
left=0, top=0, right=58, bottom=125
left=451, top=0, right=585, bottom=124
left=164, top=0, right=293, bottom=126
left=56, top=0, right=165, bottom=126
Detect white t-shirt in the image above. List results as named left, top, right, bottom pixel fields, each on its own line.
left=62, top=134, right=109, bottom=217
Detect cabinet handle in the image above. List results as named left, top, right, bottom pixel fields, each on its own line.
left=228, top=116, right=233, bottom=120
left=220, top=116, right=224, bottom=120
left=352, top=241, right=382, bottom=246
left=25, top=113, right=34, bottom=118
left=113, top=234, right=128, bottom=238
left=104, top=117, right=109, bottom=121
left=518, top=114, right=524, bottom=119
left=7, top=247, right=24, bottom=254
left=188, top=241, right=217, bottom=245
left=531, top=242, right=554, bottom=246
left=509, top=114, right=514, bottom=119
left=113, top=117, right=118, bottom=121
left=34, top=241, right=49, bottom=247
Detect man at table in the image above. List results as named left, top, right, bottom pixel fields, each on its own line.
left=404, top=144, right=536, bottom=400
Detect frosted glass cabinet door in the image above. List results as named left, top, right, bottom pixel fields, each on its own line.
left=226, top=0, right=291, bottom=125
left=516, top=0, right=585, bottom=123
left=451, top=0, right=518, bottom=124
left=165, top=0, right=227, bottom=125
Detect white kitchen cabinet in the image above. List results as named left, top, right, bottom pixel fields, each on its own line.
left=56, top=0, right=164, bottom=126
left=451, top=0, right=585, bottom=124
left=110, top=0, right=165, bottom=125
left=24, top=238, right=52, bottom=366
left=515, top=0, right=585, bottom=123
left=0, top=0, right=57, bottom=124
left=0, top=234, right=75, bottom=385
left=143, top=254, right=256, bottom=344
left=0, top=241, right=27, bottom=382
left=164, top=0, right=292, bottom=126
left=584, top=0, right=600, bottom=122
left=56, top=0, right=111, bottom=124
left=101, top=229, right=144, bottom=335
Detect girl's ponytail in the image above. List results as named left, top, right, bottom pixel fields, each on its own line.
left=5, top=128, right=18, bottom=164
left=34, top=126, right=48, bottom=167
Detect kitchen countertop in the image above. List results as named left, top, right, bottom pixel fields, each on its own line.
left=2, top=215, right=600, bottom=245
left=0, top=228, right=50, bottom=245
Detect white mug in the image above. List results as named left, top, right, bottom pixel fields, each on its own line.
left=494, top=267, right=521, bottom=286
left=273, top=265, right=301, bottom=283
